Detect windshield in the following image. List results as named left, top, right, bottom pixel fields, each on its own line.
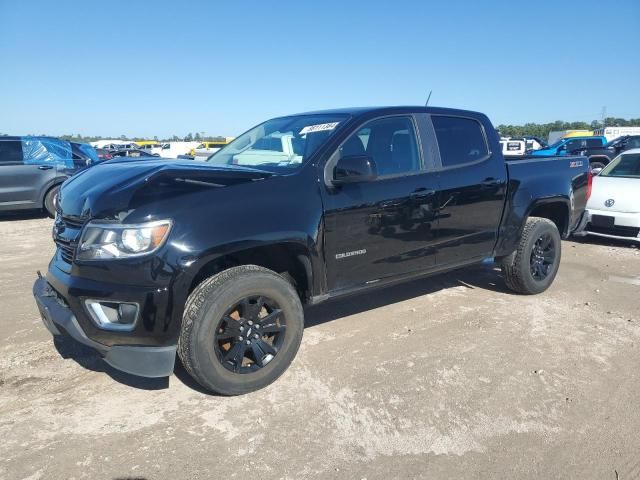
left=207, top=114, right=348, bottom=172
left=600, top=153, right=640, bottom=178
left=545, top=139, right=565, bottom=150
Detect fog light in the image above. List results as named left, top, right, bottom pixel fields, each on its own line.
left=85, top=300, right=139, bottom=331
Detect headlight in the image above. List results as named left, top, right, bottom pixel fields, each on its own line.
left=77, top=220, right=172, bottom=261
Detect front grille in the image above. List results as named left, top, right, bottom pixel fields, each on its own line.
left=53, top=215, right=85, bottom=264
left=55, top=236, right=76, bottom=263
left=588, top=224, right=640, bottom=238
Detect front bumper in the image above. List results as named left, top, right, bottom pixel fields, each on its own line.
left=33, top=276, right=177, bottom=378
left=573, top=208, right=640, bottom=243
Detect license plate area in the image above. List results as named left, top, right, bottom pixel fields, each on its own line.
left=591, top=215, right=614, bottom=228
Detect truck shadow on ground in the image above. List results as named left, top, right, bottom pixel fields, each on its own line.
left=305, top=263, right=511, bottom=328
left=53, top=264, right=511, bottom=394
left=53, top=337, right=170, bottom=390
left=0, top=210, right=48, bottom=222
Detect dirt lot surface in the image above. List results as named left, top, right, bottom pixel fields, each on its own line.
left=1, top=214, right=639, bottom=480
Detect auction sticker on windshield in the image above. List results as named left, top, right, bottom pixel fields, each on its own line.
left=299, top=122, right=340, bottom=134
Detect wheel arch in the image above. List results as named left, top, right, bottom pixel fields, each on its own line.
left=185, top=241, right=316, bottom=304
left=526, top=199, right=570, bottom=237
left=587, top=155, right=610, bottom=166
left=39, top=176, right=67, bottom=208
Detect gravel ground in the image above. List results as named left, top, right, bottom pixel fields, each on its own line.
left=1, top=214, right=639, bottom=480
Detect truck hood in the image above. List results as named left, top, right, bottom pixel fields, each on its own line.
left=59, top=159, right=273, bottom=220
left=587, top=176, right=640, bottom=214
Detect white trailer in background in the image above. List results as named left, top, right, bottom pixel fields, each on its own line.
left=593, top=127, right=640, bottom=142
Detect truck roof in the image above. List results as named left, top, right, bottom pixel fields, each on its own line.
left=292, top=106, right=488, bottom=119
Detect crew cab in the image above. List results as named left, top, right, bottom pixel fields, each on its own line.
left=569, top=135, right=640, bottom=171
left=33, top=107, right=590, bottom=395
left=530, top=136, right=607, bottom=157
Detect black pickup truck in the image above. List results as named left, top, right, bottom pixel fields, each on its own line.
left=33, top=106, right=590, bottom=395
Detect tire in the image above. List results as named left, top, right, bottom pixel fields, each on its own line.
left=501, top=217, right=562, bottom=295
left=589, top=160, right=606, bottom=172
left=43, top=185, right=60, bottom=218
left=178, top=265, right=304, bottom=395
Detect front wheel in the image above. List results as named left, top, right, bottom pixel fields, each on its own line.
left=178, top=265, right=304, bottom=395
left=501, top=217, right=562, bottom=295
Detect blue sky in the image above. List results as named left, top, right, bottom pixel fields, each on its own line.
left=1, top=0, right=639, bottom=138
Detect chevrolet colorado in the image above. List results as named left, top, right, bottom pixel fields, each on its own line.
left=33, top=106, right=590, bottom=395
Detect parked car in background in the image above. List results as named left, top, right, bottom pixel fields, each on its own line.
left=500, top=138, right=527, bottom=156
left=189, top=140, right=232, bottom=158
left=95, top=148, right=114, bottom=161
left=530, top=136, right=607, bottom=157
left=137, top=142, right=170, bottom=156
left=524, top=136, right=547, bottom=150
left=547, top=130, right=593, bottom=145
left=103, top=142, right=139, bottom=151
left=109, top=148, right=159, bottom=159
left=500, top=136, right=547, bottom=157
left=34, top=106, right=589, bottom=395
left=569, top=135, right=640, bottom=171
left=574, top=149, right=640, bottom=243
left=0, top=136, right=97, bottom=217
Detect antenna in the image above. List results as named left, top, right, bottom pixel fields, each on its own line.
left=425, top=90, right=433, bottom=107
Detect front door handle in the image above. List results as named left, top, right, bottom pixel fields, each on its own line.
left=37, top=165, right=54, bottom=170
left=481, top=177, right=500, bottom=186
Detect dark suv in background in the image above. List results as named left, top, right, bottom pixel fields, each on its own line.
left=0, top=136, right=98, bottom=217
left=570, top=135, right=640, bottom=171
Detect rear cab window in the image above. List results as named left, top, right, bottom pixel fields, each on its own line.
left=432, top=116, right=489, bottom=167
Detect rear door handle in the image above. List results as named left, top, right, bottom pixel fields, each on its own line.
left=410, top=188, right=436, bottom=199
left=37, top=165, right=54, bottom=170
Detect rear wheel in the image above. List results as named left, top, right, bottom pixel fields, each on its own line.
left=178, top=265, right=304, bottom=395
left=589, top=160, right=606, bottom=172
left=501, top=217, right=561, bottom=295
left=43, top=185, right=60, bottom=218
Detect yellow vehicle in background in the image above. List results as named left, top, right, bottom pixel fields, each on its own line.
left=135, top=140, right=159, bottom=146
left=189, top=139, right=234, bottom=158
left=562, top=130, right=593, bottom=139
left=547, top=129, right=593, bottom=144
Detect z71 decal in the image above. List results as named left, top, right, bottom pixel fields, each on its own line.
left=569, top=160, right=584, bottom=168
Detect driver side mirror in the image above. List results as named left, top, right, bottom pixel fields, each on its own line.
left=333, top=155, right=377, bottom=184
left=557, top=145, right=567, bottom=152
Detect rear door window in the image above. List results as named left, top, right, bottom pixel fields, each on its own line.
left=0, top=140, right=24, bottom=164
left=432, top=116, right=489, bottom=167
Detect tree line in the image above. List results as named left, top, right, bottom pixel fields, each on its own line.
left=497, top=118, right=640, bottom=140
left=3, top=117, right=640, bottom=143
left=0, top=132, right=228, bottom=143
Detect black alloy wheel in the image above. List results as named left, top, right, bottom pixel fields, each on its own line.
left=214, top=296, right=286, bottom=373
left=529, top=232, right=556, bottom=281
